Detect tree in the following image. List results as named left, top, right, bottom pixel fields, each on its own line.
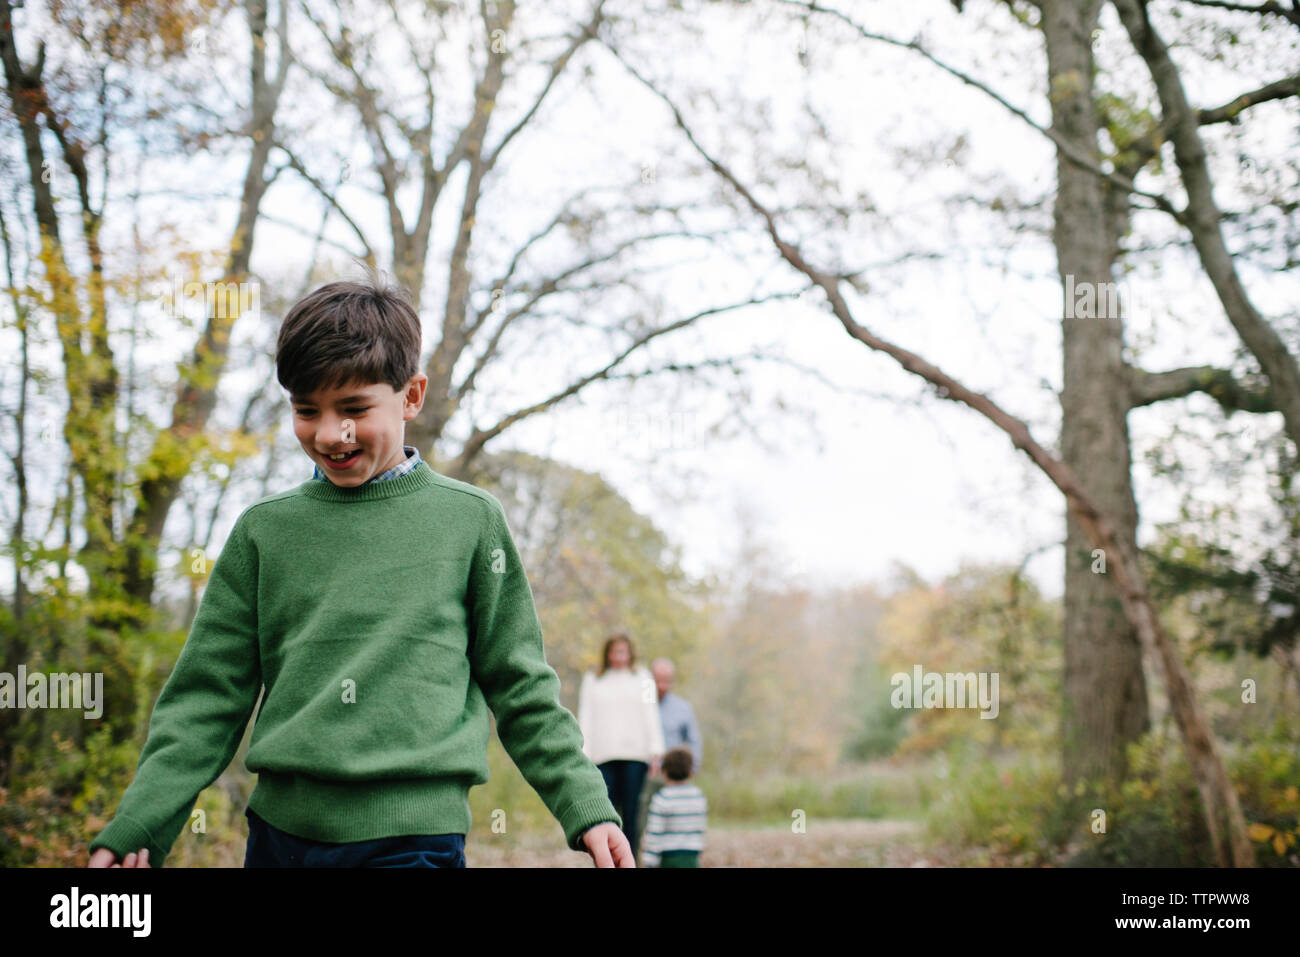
left=595, top=19, right=1256, bottom=863
left=287, top=0, right=775, bottom=481
left=870, top=561, right=1061, bottom=758
left=759, top=0, right=1296, bottom=802
left=1112, top=0, right=1300, bottom=448
left=0, top=0, right=293, bottom=622
left=122, top=0, right=293, bottom=608
left=463, top=447, right=708, bottom=708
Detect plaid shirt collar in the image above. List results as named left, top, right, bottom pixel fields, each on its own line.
left=312, top=445, right=422, bottom=484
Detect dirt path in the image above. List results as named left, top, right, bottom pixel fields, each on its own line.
left=465, top=818, right=935, bottom=867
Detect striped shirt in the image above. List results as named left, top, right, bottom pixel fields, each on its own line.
left=312, top=445, right=422, bottom=484
left=641, top=782, right=707, bottom=866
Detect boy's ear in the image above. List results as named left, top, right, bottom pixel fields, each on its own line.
left=403, top=374, right=429, bottom=414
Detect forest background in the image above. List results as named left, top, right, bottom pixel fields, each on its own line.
left=0, top=0, right=1296, bottom=866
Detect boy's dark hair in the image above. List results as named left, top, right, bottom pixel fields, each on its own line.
left=276, top=276, right=422, bottom=398
left=662, top=746, right=693, bottom=782
left=598, top=632, right=636, bottom=676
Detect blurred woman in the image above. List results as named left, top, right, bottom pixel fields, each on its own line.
left=578, top=632, right=665, bottom=861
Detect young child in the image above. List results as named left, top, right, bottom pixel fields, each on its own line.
left=87, top=277, right=631, bottom=868
left=639, top=746, right=707, bottom=868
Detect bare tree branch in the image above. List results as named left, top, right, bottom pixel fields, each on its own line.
left=484, top=0, right=609, bottom=172
left=273, top=143, right=376, bottom=261
left=1175, top=0, right=1300, bottom=27
left=1198, top=73, right=1300, bottom=124
left=772, top=0, right=1183, bottom=217
left=445, top=292, right=803, bottom=476
left=455, top=228, right=727, bottom=402
left=1119, top=72, right=1300, bottom=175
left=1114, top=0, right=1300, bottom=462
left=1127, top=364, right=1276, bottom=412
left=301, top=0, right=408, bottom=248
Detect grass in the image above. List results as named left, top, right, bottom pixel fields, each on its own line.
left=695, top=756, right=942, bottom=826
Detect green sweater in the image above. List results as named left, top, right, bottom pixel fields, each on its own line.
left=88, top=461, right=620, bottom=865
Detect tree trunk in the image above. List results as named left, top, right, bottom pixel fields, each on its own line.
left=1042, top=0, right=1150, bottom=787
left=122, top=0, right=288, bottom=609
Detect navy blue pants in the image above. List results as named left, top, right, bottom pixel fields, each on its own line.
left=598, top=759, right=648, bottom=859
left=243, top=807, right=466, bottom=867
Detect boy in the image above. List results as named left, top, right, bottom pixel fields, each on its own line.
left=87, top=278, right=631, bottom=867
left=639, top=746, right=707, bottom=868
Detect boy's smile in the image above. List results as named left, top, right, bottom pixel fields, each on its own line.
left=291, top=374, right=427, bottom=487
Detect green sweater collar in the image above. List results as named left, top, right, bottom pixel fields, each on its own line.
left=298, top=459, right=438, bottom=503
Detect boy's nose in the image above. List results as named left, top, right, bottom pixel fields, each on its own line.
left=315, top=416, right=351, bottom=443
left=320, top=421, right=341, bottom=440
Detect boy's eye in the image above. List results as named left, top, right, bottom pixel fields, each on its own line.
left=294, top=407, right=368, bottom=416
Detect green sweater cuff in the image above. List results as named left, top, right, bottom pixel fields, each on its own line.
left=88, top=814, right=167, bottom=866
left=562, top=796, right=623, bottom=852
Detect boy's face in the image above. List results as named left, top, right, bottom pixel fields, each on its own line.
left=291, top=374, right=428, bottom=487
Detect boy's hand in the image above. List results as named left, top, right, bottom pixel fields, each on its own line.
left=580, top=823, right=635, bottom=867
left=88, top=848, right=151, bottom=868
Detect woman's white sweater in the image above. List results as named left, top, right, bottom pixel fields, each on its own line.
left=577, top=666, right=666, bottom=765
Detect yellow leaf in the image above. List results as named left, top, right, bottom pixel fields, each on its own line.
left=1246, top=823, right=1274, bottom=842
left=1273, top=833, right=1286, bottom=857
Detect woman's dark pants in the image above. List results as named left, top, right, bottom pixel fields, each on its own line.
left=597, top=759, right=649, bottom=859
